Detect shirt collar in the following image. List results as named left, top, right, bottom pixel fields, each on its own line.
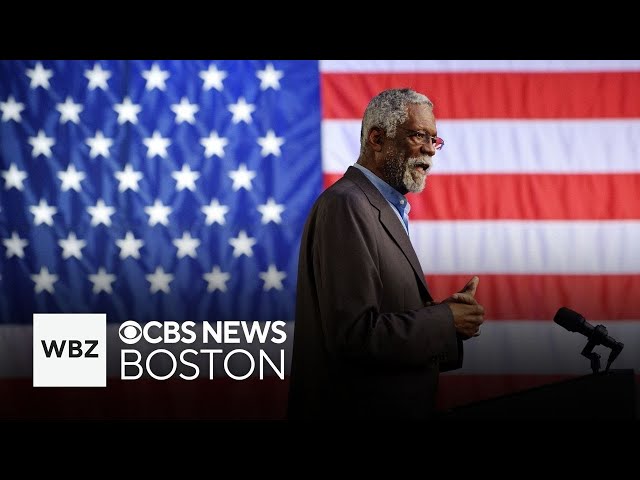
left=353, top=163, right=411, bottom=216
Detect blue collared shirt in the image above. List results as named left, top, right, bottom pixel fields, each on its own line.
left=353, top=163, right=411, bottom=236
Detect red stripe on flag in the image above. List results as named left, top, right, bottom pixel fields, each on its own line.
left=408, top=173, right=640, bottom=220
left=324, top=172, right=343, bottom=190
left=437, top=374, right=640, bottom=412
left=321, top=72, right=640, bottom=119
left=0, top=378, right=289, bottom=420
left=2, top=374, right=636, bottom=419
left=436, top=374, right=577, bottom=410
left=324, top=173, right=640, bottom=220
left=426, top=274, right=640, bottom=320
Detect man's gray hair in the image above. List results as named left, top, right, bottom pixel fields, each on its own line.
left=359, top=88, right=433, bottom=156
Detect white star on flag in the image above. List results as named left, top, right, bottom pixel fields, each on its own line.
left=86, top=130, right=113, bottom=158
left=257, top=198, right=285, bottom=224
left=229, top=230, right=256, bottom=258
left=25, top=62, right=53, bottom=90
left=84, top=64, right=111, bottom=90
left=172, top=164, right=200, bottom=191
left=145, top=200, right=172, bottom=226
left=201, top=131, right=228, bottom=158
left=58, top=232, right=86, bottom=260
left=89, top=267, right=116, bottom=294
left=143, top=131, right=171, bottom=158
left=56, top=96, right=83, bottom=124
left=201, top=199, right=229, bottom=225
left=259, top=264, right=287, bottom=291
left=28, top=130, right=55, bottom=158
left=171, top=97, right=199, bottom=124
left=228, top=163, right=256, bottom=191
left=115, top=164, right=143, bottom=192
left=31, top=267, right=58, bottom=294
left=58, top=164, right=86, bottom=192
left=114, top=97, right=141, bottom=125
left=228, top=97, right=255, bottom=124
left=30, top=199, right=57, bottom=226
left=87, top=199, right=115, bottom=227
left=0, top=96, right=25, bottom=122
left=203, top=266, right=230, bottom=292
left=200, top=64, right=227, bottom=91
left=146, top=267, right=174, bottom=294
left=256, top=63, right=284, bottom=91
left=116, top=231, right=144, bottom=259
left=257, top=129, right=285, bottom=157
left=2, top=163, right=27, bottom=191
left=0, top=59, right=327, bottom=359
left=3, top=232, right=28, bottom=258
left=142, top=63, right=170, bottom=91
left=173, top=232, right=201, bottom=258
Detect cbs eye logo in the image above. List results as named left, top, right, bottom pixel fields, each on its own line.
left=119, top=320, right=142, bottom=344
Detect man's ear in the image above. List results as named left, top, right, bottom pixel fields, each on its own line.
left=368, top=127, right=384, bottom=151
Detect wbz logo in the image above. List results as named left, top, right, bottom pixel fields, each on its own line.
left=33, top=314, right=106, bottom=387
left=41, top=339, right=99, bottom=358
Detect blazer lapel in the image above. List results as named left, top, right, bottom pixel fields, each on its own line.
left=344, top=167, right=429, bottom=294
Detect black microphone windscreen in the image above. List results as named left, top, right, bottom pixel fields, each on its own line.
left=554, top=307, right=585, bottom=332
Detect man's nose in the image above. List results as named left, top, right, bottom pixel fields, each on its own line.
left=420, top=141, right=436, bottom=156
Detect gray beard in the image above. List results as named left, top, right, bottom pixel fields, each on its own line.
left=381, top=151, right=428, bottom=194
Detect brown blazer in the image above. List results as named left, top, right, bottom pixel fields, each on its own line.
left=288, top=166, right=463, bottom=420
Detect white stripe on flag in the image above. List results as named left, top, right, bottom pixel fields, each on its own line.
left=0, top=323, right=295, bottom=378
left=3, top=321, right=638, bottom=377
left=451, top=320, right=640, bottom=375
left=410, top=220, right=640, bottom=274
left=320, top=60, right=640, bottom=72
left=322, top=119, right=640, bottom=174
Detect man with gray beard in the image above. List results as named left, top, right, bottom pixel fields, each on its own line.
left=288, top=88, right=485, bottom=420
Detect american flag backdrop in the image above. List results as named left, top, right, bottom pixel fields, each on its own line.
left=0, top=60, right=639, bottom=419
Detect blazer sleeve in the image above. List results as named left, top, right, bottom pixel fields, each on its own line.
left=312, top=192, right=461, bottom=369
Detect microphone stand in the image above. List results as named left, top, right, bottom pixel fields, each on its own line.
left=580, top=324, right=624, bottom=374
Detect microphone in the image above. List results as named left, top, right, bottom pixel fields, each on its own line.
left=554, top=307, right=622, bottom=351
left=554, top=307, right=624, bottom=372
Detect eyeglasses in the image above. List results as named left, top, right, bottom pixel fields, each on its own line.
left=397, top=126, right=444, bottom=150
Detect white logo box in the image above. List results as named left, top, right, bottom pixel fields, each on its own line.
left=33, top=313, right=106, bottom=387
